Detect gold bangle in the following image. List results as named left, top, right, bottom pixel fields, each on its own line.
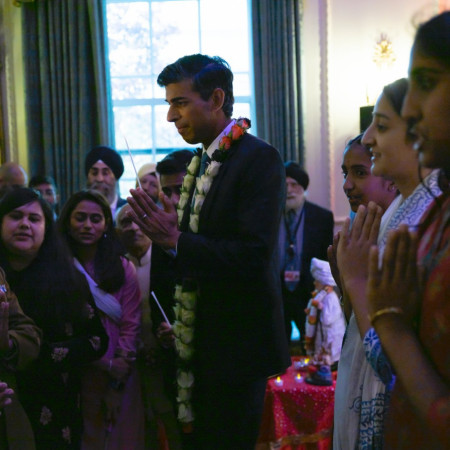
left=369, top=307, right=404, bottom=326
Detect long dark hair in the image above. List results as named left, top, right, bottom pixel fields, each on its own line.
left=0, top=188, right=90, bottom=330
left=414, top=12, right=450, bottom=70
left=345, top=133, right=371, bottom=157
left=415, top=12, right=450, bottom=191
left=383, top=78, right=421, bottom=146
left=58, top=190, right=125, bottom=293
left=382, top=78, right=408, bottom=117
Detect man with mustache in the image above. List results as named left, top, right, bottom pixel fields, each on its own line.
left=85, top=146, right=126, bottom=218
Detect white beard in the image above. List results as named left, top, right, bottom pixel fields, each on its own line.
left=285, top=194, right=305, bottom=211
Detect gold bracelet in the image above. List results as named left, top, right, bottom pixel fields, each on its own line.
left=369, top=307, right=404, bottom=326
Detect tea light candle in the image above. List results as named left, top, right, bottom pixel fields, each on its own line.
left=295, top=373, right=302, bottom=383
left=274, top=376, right=283, bottom=386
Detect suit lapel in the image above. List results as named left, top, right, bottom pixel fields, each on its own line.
left=198, top=143, right=240, bottom=228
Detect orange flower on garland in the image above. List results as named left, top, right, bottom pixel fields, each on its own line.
left=211, top=117, right=250, bottom=163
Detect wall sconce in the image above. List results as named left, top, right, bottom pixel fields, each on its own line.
left=365, top=33, right=396, bottom=106
left=373, top=34, right=396, bottom=67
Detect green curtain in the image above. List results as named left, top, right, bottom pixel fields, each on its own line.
left=252, top=0, right=304, bottom=164
left=22, top=0, right=114, bottom=205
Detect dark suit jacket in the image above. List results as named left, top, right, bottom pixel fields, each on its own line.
left=281, top=201, right=334, bottom=308
left=176, top=133, right=291, bottom=383
left=149, top=244, right=178, bottom=404
left=150, top=244, right=177, bottom=331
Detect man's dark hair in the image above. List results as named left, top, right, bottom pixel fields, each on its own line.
left=156, top=149, right=195, bottom=175
left=157, top=54, right=234, bottom=118
left=29, top=175, right=57, bottom=189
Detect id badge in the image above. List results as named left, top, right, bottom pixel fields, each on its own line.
left=284, top=270, right=300, bottom=282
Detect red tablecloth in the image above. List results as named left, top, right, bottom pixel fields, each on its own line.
left=256, top=358, right=336, bottom=450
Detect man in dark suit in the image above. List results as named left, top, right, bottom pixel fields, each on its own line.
left=128, top=54, right=290, bottom=449
left=279, top=162, right=334, bottom=349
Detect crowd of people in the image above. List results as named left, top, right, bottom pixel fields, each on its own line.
left=0, top=10, right=449, bottom=450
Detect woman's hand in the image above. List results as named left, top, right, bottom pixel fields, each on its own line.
left=108, top=356, right=132, bottom=381
left=0, top=294, right=11, bottom=353
left=336, top=202, right=382, bottom=336
left=367, top=224, right=421, bottom=324
left=0, top=381, right=14, bottom=409
left=337, top=202, right=382, bottom=293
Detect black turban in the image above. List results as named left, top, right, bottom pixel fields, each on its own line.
left=85, top=146, right=124, bottom=180
left=284, top=161, right=309, bottom=190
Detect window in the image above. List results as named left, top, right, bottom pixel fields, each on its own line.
left=105, top=0, right=254, bottom=195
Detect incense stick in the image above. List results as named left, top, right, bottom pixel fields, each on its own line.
left=124, top=137, right=142, bottom=189
left=151, top=291, right=171, bottom=326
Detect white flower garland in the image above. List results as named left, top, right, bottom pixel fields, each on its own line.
left=172, top=118, right=250, bottom=425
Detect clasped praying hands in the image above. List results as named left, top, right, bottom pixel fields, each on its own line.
left=367, top=224, right=422, bottom=325
left=334, top=202, right=382, bottom=335
left=127, top=188, right=181, bottom=250
left=336, top=201, right=382, bottom=293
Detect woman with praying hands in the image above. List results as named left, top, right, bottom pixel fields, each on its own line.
left=367, top=12, right=450, bottom=449
left=332, top=76, right=441, bottom=449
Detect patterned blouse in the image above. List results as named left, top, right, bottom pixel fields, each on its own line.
left=384, top=192, right=450, bottom=449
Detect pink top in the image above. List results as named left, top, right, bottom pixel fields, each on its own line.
left=99, top=257, right=141, bottom=360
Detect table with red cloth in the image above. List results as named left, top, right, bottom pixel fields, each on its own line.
left=256, top=357, right=336, bottom=450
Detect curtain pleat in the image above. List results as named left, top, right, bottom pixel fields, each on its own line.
left=252, top=0, right=303, bottom=164
left=22, top=0, right=112, bottom=205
